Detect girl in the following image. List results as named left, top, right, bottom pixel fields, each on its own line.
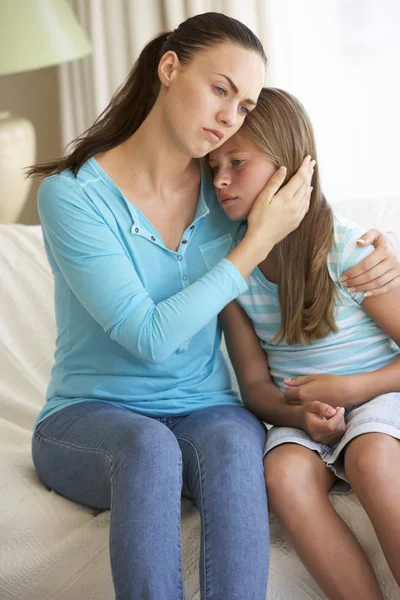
left=209, top=87, right=400, bottom=600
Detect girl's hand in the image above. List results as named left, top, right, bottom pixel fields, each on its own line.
left=246, top=155, right=315, bottom=256
left=283, top=374, right=356, bottom=408
left=341, top=230, right=400, bottom=297
left=300, top=401, right=347, bottom=446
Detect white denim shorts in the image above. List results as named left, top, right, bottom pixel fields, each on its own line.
left=263, top=392, right=400, bottom=493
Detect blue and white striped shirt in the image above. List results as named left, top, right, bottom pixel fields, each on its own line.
left=236, top=214, right=400, bottom=390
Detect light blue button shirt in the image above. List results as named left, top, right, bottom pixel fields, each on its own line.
left=35, top=158, right=247, bottom=427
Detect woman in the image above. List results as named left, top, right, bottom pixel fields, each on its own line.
left=210, top=87, right=400, bottom=599
left=28, top=12, right=394, bottom=600
left=28, top=13, right=311, bottom=600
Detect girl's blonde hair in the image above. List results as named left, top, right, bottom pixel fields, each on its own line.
left=242, top=88, right=338, bottom=344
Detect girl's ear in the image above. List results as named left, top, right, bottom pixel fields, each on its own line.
left=158, top=51, right=181, bottom=88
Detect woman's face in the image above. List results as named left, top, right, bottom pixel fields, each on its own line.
left=208, top=133, right=278, bottom=221
left=161, top=42, right=265, bottom=158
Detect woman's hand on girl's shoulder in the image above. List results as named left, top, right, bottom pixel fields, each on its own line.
left=341, top=229, right=400, bottom=297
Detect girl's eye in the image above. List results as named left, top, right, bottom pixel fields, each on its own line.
left=209, top=166, right=218, bottom=175
left=232, top=160, right=244, bottom=167
left=215, top=86, right=227, bottom=96
left=239, top=106, right=250, bottom=116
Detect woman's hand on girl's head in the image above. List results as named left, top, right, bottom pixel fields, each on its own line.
left=341, top=229, right=400, bottom=296
left=246, top=155, right=315, bottom=255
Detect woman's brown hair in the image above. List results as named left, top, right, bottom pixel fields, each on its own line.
left=27, top=12, right=266, bottom=178
left=241, top=88, right=338, bottom=344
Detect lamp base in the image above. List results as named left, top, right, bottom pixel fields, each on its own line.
left=0, top=111, right=35, bottom=223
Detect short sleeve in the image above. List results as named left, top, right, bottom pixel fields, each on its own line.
left=330, top=215, right=375, bottom=304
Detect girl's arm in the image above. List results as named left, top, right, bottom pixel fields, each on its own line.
left=220, top=300, right=346, bottom=440
left=284, top=286, right=400, bottom=408
left=346, top=287, right=400, bottom=401
left=219, top=301, right=303, bottom=427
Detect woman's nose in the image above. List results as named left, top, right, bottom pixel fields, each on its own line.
left=217, top=103, right=237, bottom=128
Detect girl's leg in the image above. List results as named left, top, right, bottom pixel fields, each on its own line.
left=172, top=405, right=269, bottom=600
left=345, top=432, right=400, bottom=585
left=264, top=444, right=383, bottom=600
left=32, top=401, right=184, bottom=600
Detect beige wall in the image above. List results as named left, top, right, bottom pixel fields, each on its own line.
left=0, top=66, right=62, bottom=225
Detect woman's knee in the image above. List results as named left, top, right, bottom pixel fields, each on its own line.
left=195, top=406, right=266, bottom=458
left=115, top=417, right=182, bottom=472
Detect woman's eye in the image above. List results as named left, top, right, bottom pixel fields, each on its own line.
left=239, top=106, right=250, bottom=116
left=215, top=86, right=227, bottom=96
left=209, top=166, right=218, bottom=175
left=232, top=160, right=244, bottom=167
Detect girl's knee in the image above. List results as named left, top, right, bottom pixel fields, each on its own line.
left=264, top=445, right=328, bottom=509
left=345, top=433, right=399, bottom=484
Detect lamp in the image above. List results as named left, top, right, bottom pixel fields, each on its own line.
left=0, top=0, right=91, bottom=223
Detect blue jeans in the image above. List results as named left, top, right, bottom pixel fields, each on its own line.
left=32, top=401, right=270, bottom=600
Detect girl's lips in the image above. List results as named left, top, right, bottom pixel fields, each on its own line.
left=220, top=196, right=238, bottom=205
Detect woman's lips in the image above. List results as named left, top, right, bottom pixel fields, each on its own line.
left=204, top=128, right=224, bottom=142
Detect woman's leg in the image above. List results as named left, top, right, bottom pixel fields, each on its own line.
left=264, top=444, right=383, bottom=600
left=32, top=401, right=184, bottom=600
left=345, top=432, right=400, bottom=585
left=172, top=405, right=269, bottom=600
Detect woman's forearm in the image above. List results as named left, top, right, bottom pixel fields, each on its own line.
left=226, top=233, right=274, bottom=279
left=242, top=380, right=304, bottom=428
left=346, top=357, right=400, bottom=405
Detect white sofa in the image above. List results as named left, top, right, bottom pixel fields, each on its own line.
left=1, top=196, right=399, bottom=600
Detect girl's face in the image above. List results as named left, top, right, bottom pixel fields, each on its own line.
left=161, top=42, right=265, bottom=158
left=208, top=133, right=278, bottom=221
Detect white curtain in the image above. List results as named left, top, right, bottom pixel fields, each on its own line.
left=260, top=0, right=400, bottom=205
left=60, top=0, right=400, bottom=207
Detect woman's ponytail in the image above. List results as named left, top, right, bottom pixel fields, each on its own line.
left=26, top=32, right=170, bottom=177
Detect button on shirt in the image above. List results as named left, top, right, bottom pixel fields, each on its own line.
left=35, top=157, right=246, bottom=427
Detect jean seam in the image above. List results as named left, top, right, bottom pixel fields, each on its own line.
left=176, top=450, right=184, bottom=600
left=177, top=437, right=209, bottom=600
left=35, top=430, right=115, bottom=465
left=34, top=430, right=115, bottom=491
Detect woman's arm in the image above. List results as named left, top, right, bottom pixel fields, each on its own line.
left=40, top=158, right=312, bottom=365
left=341, top=229, right=400, bottom=296
left=39, top=176, right=248, bottom=365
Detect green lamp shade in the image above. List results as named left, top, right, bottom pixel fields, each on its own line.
left=0, top=0, right=92, bottom=76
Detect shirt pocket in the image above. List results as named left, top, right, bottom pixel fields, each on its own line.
left=199, top=233, right=233, bottom=271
